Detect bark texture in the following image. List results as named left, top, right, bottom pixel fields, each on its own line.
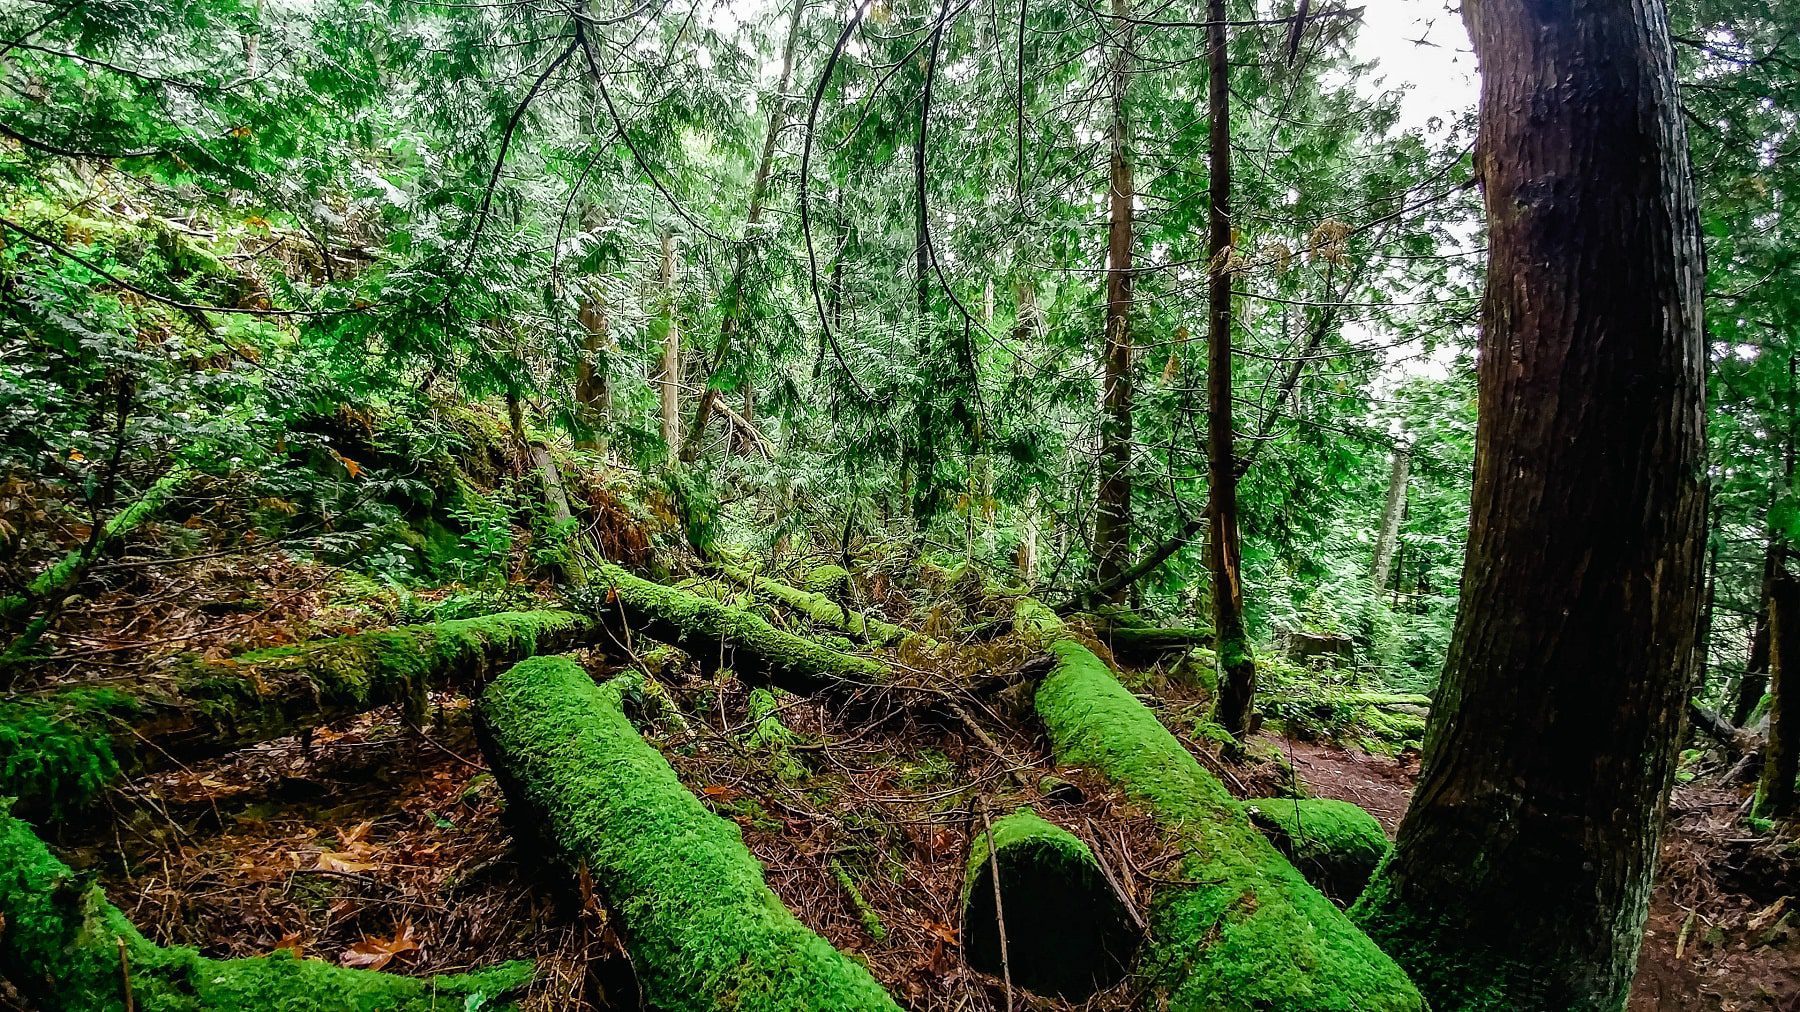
left=1204, top=0, right=1255, bottom=737
left=1757, top=568, right=1799, bottom=819
left=1370, top=446, right=1409, bottom=592
left=1093, top=0, right=1135, bottom=600
left=1350, top=2, right=1709, bottom=1008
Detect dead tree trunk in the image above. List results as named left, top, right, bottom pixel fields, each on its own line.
left=1350, top=1, right=1709, bottom=1007
left=477, top=657, right=902, bottom=1011
left=1371, top=444, right=1409, bottom=592
left=1093, top=0, right=1135, bottom=600
left=1205, top=0, right=1256, bottom=738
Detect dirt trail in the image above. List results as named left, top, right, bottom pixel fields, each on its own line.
left=1263, top=735, right=1800, bottom=1012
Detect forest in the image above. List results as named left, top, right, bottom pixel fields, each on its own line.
left=0, top=0, right=1794, bottom=1008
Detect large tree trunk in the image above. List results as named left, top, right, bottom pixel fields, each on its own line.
left=1349, top=1, right=1709, bottom=1008
left=573, top=292, right=610, bottom=452
left=1092, top=0, right=1135, bottom=600
left=1370, top=445, right=1409, bottom=592
left=679, top=0, right=804, bottom=462
left=477, top=658, right=902, bottom=1012
left=1758, top=568, right=1799, bottom=819
left=1205, top=0, right=1256, bottom=738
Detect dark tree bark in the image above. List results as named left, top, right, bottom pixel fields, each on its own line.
left=1205, top=0, right=1256, bottom=738
left=1350, top=2, right=1710, bottom=1009
left=1093, top=0, right=1135, bottom=600
left=573, top=291, right=610, bottom=452
left=1758, top=568, right=1799, bottom=819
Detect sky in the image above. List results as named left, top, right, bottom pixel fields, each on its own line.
left=1349, top=0, right=1478, bottom=134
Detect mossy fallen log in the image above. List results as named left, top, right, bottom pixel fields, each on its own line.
left=2, top=610, right=595, bottom=819
left=1095, top=623, right=1215, bottom=663
left=1244, top=798, right=1390, bottom=904
left=476, top=655, right=902, bottom=1012
left=0, top=810, right=532, bottom=1011
left=578, top=560, right=884, bottom=695
left=961, top=807, right=1138, bottom=999
left=718, top=561, right=933, bottom=651
left=1016, top=599, right=1424, bottom=1011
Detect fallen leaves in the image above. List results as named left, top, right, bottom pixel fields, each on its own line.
left=340, top=921, right=420, bottom=971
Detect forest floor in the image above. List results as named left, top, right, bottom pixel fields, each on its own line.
left=1275, top=737, right=1800, bottom=1011
left=6, top=540, right=1797, bottom=1010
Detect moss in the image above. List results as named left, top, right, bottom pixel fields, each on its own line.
left=478, top=656, right=901, bottom=1011
left=1244, top=798, right=1390, bottom=903
left=801, top=565, right=852, bottom=594
left=962, top=808, right=1137, bottom=998
left=831, top=859, right=887, bottom=943
left=9, top=610, right=594, bottom=817
left=719, top=563, right=927, bottom=650
left=1019, top=601, right=1423, bottom=1011
left=0, top=811, right=531, bottom=1011
left=576, top=561, right=884, bottom=695
left=0, top=688, right=140, bottom=819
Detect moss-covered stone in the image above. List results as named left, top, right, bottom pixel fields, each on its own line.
left=0, top=811, right=531, bottom=1011
left=1244, top=798, right=1390, bottom=903
left=5, top=610, right=595, bottom=817
left=576, top=561, right=884, bottom=695
left=1016, top=599, right=1423, bottom=1011
left=477, top=656, right=902, bottom=1012
left=961, top=808, right=1137, bottom=999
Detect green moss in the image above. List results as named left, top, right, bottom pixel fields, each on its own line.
left=801, top=565, right=851, bottom=594
left=720, top=563, right=927, bottom=650
left=962, top=808, right=1137, bottom=999
left=1244, top=798, right=1390, bottom=903
left=0, top=811, right=531, bottom=1011
left=0, top=689, right=140, bottom=820
left=478, top=656, right=901, bottom=1012
left=1019, top=601, right=1423, bottom=1011
left=9, top=610, right=593, bottom=817
left=831, top=859, right=887, bottom=943
left=741, top=687, right=806, bottom=782
left=578, top=561, right=884, bottom=695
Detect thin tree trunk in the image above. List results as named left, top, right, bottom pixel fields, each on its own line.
left=680, top=0, right=804, bottom=462
left=1205, top=0, right=1255, bottom=738
left=658, top=231, right=681, bottom=453
left=1371, top=444, right=1410, bottom=592
left=1758, top=567, right=1799, bottom=819
left=1350, top=1, right=1709, bottom=1007
left=573, top=293, right=610, bottom=452
left=1093, top=0, right=1135, bottom=599
left=1735, top=354, right=1797, bottom=725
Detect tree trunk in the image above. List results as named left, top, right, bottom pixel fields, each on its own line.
left=573, top=292, right=610, bottom=452
left=0, top=814, right=532, bottom=1012
left=477, top=658, right=902, bottom=1012
left=1016, top=600, right=1423, bottom=1010
left=1371, top=445, right=1410, bottom=592
left=960, top=807, right=1138, bottom=1000
left=3, top=610, right=597, bottom=819
left=1093, top=0, right=1135, bottom=600
left=1205, top=0, right=1255, bottom=738
left=1349, top=1, right=1709, bottom=1008
left=1737, top=537, right=1781, bottom=725
left=680, top=0, right=804, bottom=462
left=1758, top=568, right=1799, bottom=819
left=658, top=231, right=681, bottom=453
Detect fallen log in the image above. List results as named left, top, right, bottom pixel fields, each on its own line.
left=718, top=561, right=935, bottom=651
left=577, top=560, right=884, bottom=695
left=961, top=807, right=1138, bottom=999
left=477, top=655, right=902, bottom=1012
left=2, top=609, right=596, bottom=818
left=1094, top=623, right=1214, bottom=663
left=0, top=810, right=533, bottom=1011
left=1244, top=798, right=1390, bottom=904
left=1015, top=599, right=1424, bottom=1011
